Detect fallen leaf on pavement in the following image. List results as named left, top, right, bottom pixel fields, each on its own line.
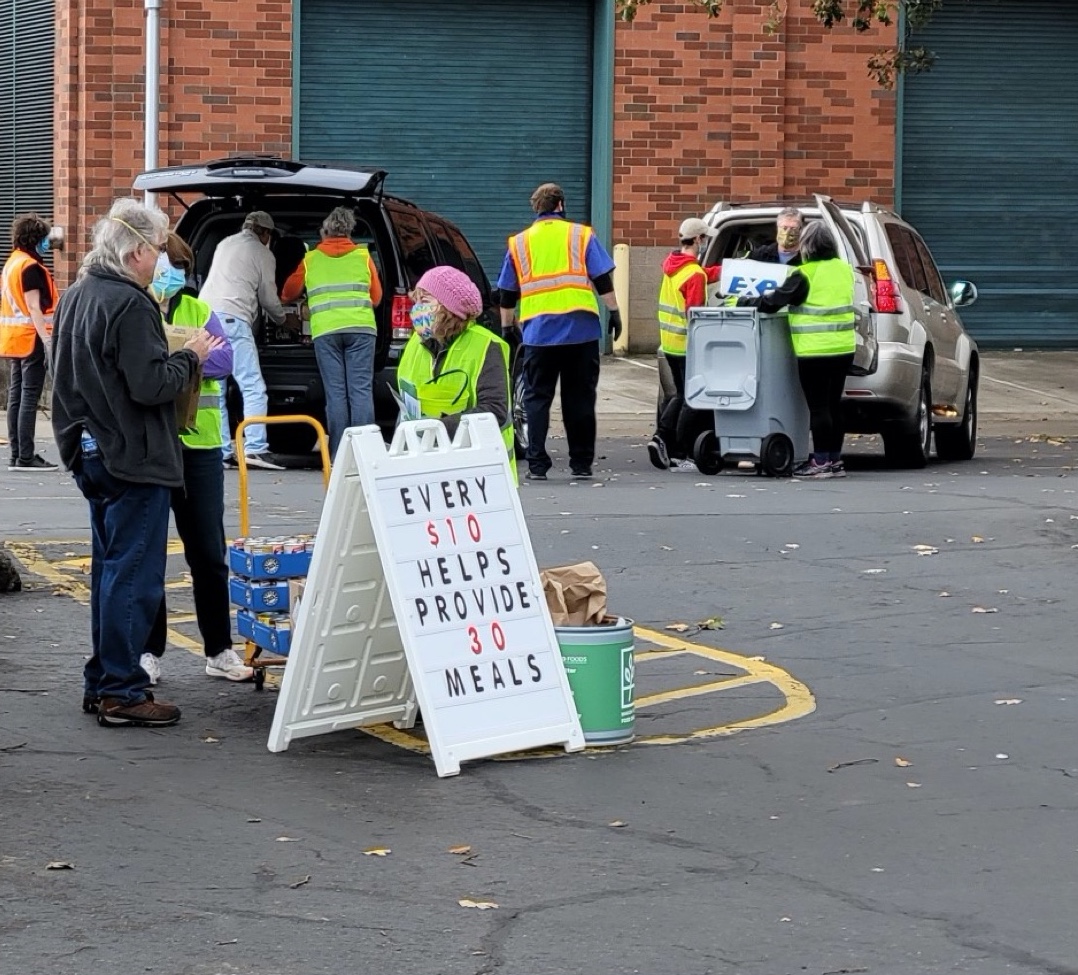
left=665, top=623, right=690, bottom=633
left=448, top=845, right=472, bottom=855
left=275, top=836, right=300, bottom=842
left=971, top=607, right=999, bottom=614
left=289, top=875, right=311, bottom=889
left=939, top=591, right=951, bottom=597
left=201, top=736, right=220, bottom=743
left=363, top=847, right=391, bottom=856
left=995, top=699, right=1022, bottom=705
left=698, top=616, right=724, bottom=630
left=907, top=782, right=922, bottom=788
left=459, top=899, right=498, bottom=910
left=862, top=568, right=887, bottom=575
left=913, top=545, right=939, bottom=556
left=971, top=535, right=985, bottom=543
left=608, top=820, right=628, bottom=828
left=45, top=861, right=74, bottom=870
left=769, top=622, right=784, bottom=630
left=894, top=757, right=913, bottom=767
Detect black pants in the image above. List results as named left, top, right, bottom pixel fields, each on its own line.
left=146, top=446, right=232, bottom=659
left=797, top=353, right=854, bottom=458
left=654, top=353, right=711, bottom=460
left=523, top=340, right=600, bottom=473
left=6, top=336, right=47, bottom=463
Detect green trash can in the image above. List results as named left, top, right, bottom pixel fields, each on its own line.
left=555, top=616, right=635, bottom=745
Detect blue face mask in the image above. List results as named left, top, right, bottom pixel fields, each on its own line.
left=410, top=300, right=436, bottom=340
left=35, top=238, right=50, bottom=257
left=150, top=252, right=187, bottom=302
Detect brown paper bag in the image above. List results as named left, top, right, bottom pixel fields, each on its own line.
left=162, top=325, right=203, bottom=433
left=539, top=561, right=608, bottom=627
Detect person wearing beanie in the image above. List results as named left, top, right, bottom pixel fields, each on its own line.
left=497, top=182, right=621, bottom=480
left=281, top=205, right=383, bottom=457
left=397, top=266, right=515, bottom=479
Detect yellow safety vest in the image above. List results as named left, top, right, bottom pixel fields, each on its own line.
left=398, top=325, right=517, bottom=482
left=0, top=250, right=57, bottom=358
left=508, top=219, right=600, bottom=324
left=657, top=261, right=707, bottom=356
left=787, top=259, right=856, bottom=358
left=167, top=294, right=223, bottom=449
left=304, top=246, right=375, bottom=339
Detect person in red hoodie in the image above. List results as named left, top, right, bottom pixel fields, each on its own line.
left=648, top=218, right=720, bottom=471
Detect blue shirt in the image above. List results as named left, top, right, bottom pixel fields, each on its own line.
left=497, top=213, right=616, bottom=347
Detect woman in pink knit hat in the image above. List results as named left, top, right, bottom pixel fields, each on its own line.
left=397, top=266, right=516, bottom=479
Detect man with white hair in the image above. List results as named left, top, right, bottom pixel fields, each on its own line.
left=51, top=198, right=221, bottom=727
left=200, top=210, right=291, bottom=470
left=281, top=205, right=382, bottom=456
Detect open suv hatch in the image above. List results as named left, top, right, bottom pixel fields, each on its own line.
left=134, top=156, right=498, bottom=452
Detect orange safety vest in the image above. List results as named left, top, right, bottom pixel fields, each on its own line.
left=0, top=251, right=57, bottom=358
left=507, top=219, right=600, bottom=323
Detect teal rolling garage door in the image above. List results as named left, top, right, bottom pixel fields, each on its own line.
left=298, top=0, right=594, bottom=277
left=0, top=0, right=55, bottom=238
left=900, top=1, right=1078, bottom=347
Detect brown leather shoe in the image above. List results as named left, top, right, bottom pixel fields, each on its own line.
left=97, top=693, right=181, bottom=728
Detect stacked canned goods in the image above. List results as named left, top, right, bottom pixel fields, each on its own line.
left=229, top=534, right=316, bottom=657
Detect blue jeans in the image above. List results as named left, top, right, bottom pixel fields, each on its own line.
left=217, top=314, right=269, bottom=457
left=146, top=447, right=231, bottom=659
left=313, top=329, right=377, bottom=457
left=73, top=453, right=171, bottom=704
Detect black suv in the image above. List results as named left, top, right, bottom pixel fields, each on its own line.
left=133, top=156, right=500, bottom=452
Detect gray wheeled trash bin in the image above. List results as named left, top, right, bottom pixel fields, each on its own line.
left=683, top=306, right=810, bottom=477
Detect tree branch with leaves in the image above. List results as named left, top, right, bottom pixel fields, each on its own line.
left=615, top=0, right=942, bottom=88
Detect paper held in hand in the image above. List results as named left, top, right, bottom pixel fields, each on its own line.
left=162, top=325, right=203, bottom=433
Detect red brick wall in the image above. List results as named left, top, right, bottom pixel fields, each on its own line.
left=54, top=0, right=292, bottom=285
left=612, top=1, right=898, bottom=247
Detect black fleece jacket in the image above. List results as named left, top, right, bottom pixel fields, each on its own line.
left=51, top=267, right=199, bottom=486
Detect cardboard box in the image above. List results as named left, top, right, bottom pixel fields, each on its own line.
left=162, top=325, right=203, bottom=433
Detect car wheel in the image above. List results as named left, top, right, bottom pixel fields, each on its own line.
left=693, top=430, right=723, bottom=476
left=883, top=365, right=932, bottom=469
left=935, top=365, right=978, bottom=462
left=512, top=364, right=527, bottom=460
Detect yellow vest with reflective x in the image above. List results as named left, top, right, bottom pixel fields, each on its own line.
left=397, top=325, right=517, bottom=482
left=508, top=219, right=600, bottom=324
left=657, top=262, right=707, bottom=356
left=304, top=247, right=375, bottom=339
left=787, top=258, right=856, bottom=358
left=167, top=294, right=223, bottom=450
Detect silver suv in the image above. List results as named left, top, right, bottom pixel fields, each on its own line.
left=681, top=196, right=980, bottom=468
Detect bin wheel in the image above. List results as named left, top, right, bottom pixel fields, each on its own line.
left=693, top=430, right=723, bottom=476
left=253, top=668, right=265, bottom=691
left=761, top=434, right=795, bottom=477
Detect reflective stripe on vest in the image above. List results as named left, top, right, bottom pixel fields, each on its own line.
left=508, top=219, right=600, bottom=324
left=397, top=325, right=517, bottom=483
left=657, top=262, right=707, bottom=356
left=786, top=259, right=856, bottom=358
left=304, top=247, right=375, bottom=338
left=167, top=294, right=224, bottom=449
left=0, top=251, right=57, bottom=358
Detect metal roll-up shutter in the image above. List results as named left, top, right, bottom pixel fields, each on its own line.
left=900, top=1, right=1078, bottom=347
left=298, top=0, right=594, bottom=277
left=0, top=0, right=55, bottom=240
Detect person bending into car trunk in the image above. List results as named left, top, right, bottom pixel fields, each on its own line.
left=281, top=206, right=382, bottom=458
left=199, top=210, right=294, bottom=471
left=50, top=199, right=222, bottom=727
left=737, top=222, right=855, bottom=479
left=498, top=182, right=621, bottom=481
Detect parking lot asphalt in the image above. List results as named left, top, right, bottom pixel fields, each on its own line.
left=2, top=351, right=1078, bottom=975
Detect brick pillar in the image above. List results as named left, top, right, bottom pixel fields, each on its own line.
left=54, top=0, right=293, bottom=288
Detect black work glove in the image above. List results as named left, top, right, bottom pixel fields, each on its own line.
left=608, top=308, right=623, bottom=342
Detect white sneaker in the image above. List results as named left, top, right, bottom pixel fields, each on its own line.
left=205, top=648, right=255, bottom=682
left=672, top=459, right=698, bottom=473
left=140, top=652, right=162, bottom=685
left=244, top=452, right=285, bottom=471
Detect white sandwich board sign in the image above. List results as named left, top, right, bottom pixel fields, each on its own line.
left=268, top=415, right=585, bottom=777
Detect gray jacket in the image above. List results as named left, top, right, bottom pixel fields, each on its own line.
left=199, top=228, right=286, bottom=326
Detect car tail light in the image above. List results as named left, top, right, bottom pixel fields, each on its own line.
left=391, top=293, right=413, bottom=341
left=871, top=259, right=902, bottom=314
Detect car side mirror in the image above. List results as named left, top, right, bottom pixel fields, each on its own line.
left=950, top=280, right=978, bottom=308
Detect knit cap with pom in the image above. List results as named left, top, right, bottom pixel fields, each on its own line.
left=415, top=266, right=483, bottom=320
